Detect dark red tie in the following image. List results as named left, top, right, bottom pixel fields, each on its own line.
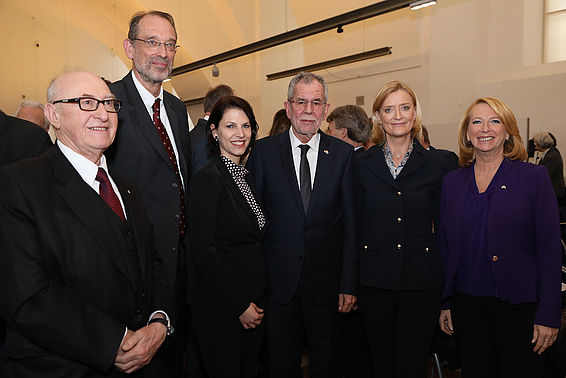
left=152, top=98, right=186, bottom=237
left=96, top=167, right=126, bottom=222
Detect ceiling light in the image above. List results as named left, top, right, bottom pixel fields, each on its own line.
left=410, top=0, right=437, bottom=10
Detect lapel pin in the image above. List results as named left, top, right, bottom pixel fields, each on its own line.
left=501, top=185, right=507, bottom=190
left=323, top=150, right=329, bottom=155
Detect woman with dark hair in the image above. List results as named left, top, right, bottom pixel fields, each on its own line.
left=356, top=81, right=448, bottom=377
left=188, top=96, right=267, bottom=378
left=438, top=98, right=562, bottom=378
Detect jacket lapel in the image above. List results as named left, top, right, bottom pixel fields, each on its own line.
left=363, top=145, right=399, bottom=189
left=395, top=141, right=430, bottom=181
left=50, top=147, right=129, bottom=277
left=278, top=132, right=304, bottom=214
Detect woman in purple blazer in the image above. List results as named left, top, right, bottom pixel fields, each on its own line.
left=438, top=97, right=562, bottom=378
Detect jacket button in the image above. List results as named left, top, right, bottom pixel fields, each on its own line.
left=397, top=191, right=402, bottom=196
left=397, top=217, right=402, bottom=223
left=425, top=247, right=429, bottom=253
left=172, top=182, right=178, bottom=188
left=492, top=255, right=499, bottom=262
left=397, top=244, right=402, bottom=250
left=363, top=245, right=368, bottom=251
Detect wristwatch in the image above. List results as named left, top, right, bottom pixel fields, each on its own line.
left=148, top=316, right=174, bottom=337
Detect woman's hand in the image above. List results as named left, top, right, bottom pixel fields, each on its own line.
left=239, top=302, right=264, bottom=329
left=439, top=309, right=454, bottom=336
left=532, top=324, right=559, bottom=354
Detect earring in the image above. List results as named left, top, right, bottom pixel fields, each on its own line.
left=214, top=136, right=219, bottom=142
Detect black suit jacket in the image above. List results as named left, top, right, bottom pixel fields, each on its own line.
left=0, top=110, right=52, bottom=167
left=188, top=155, right=267, bottom=319
left=107, top=72, right=191, bottom=289
left=246, top=131, right=358, bottom=305
left=355, top=141, right=447, bottom=290
left=0, top=146, right=172, bottom=377
left=540, top=147, right=566, bottom=201
left=188, top=118, right=210, bottom=174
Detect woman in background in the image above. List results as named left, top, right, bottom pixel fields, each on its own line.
left=188, top=96, right=267, bottom=378
left=356, top=81, right=448, bottom=377
left=438, top=98, right=562, bottom=378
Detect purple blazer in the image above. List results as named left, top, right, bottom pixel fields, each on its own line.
left=438, top=158, right=562, bottom=328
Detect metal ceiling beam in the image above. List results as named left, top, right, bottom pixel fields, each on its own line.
left=266, top=47, right=391, bottom=81
left=171, top=0, right=412, bottom=77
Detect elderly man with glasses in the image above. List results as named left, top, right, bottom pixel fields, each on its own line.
left=0, top=71, right=174, bottom=377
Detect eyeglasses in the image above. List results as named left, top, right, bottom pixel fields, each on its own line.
left=52, top=97, right=121, bottom=113
left=131, top=38, right=180, bottom=51
left=289, top=99, right=326, bottom=110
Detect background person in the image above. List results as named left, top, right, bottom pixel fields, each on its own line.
left=438, top=97, right=562, bottom=378
left=188, top=96, right=266, bottom=378
left=189, top=84, right=234, bottom=174
left=268, top=108, right=291, bottom=136
left=355, top=81, right=448, bottom=378
left=325, top=104, right=371, bottom=154
left=15, top=100, right=50, bottom=132
left=532, top=131, right=566, bottom=207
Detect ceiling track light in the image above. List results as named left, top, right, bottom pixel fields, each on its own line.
left=410, top=0, right=437, bottom=10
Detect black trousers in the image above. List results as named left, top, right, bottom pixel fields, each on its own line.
left=191, top=306, right=264, bottom=378
left=358, top=285, right=442, bottom=378
left=452, top=292, right=544, bottom=378
left=267, top=296, right=340, bottom=378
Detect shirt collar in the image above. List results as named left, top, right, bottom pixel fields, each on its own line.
left=57, top=140, right=110, bottom=186
left=220, top=154, right=248, bottom=178
left=289, top=127, right=320, bottom=153
left=131, top=70, right=164, bottom=109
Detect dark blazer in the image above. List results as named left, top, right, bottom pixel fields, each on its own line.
left=0, top=146, right=172, bottom=377
left=107, top=71, right=191, bottom=289
left=246, top=131, right=358, bottom=305
left=188, top=118, right=210, bottom=174
left=429, top=145, right=459, bottom=172
left=188, top=155, right=267, bottom=319
left=0, top=110, right=52, bottom=167
left=355, top=141, right=448, bottom=290
left=438, top=159, right=562, bottom=328
left=539, top=147, right=566, bottom=202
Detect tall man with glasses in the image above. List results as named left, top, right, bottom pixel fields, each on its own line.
left=247, top=72, right=358, bottom=378
left=0, top=71, right=174, bottom=377
left=106, top=10, right=194, bottom=377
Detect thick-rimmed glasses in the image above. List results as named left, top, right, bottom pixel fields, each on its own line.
left=131, top=38, right=180, bottom=51
left=289, top=99, right=326, bottom=110
left=52, top=97, right=121, bottom=113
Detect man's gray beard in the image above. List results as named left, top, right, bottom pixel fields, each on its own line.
left=134, top=61, right=172, bottom=85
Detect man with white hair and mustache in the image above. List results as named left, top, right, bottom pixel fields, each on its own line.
left=106, top=10, right=195, bottom=378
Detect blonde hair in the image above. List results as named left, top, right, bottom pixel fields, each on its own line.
left=458, top=97, right=527, bottom=167
left=371, top=81, right=422, bottom=145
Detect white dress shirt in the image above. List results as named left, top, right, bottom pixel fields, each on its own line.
left=289, top=128, right=320, bottom=190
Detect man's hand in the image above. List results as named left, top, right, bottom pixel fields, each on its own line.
left=114, top=323, right=167, bottom=374
left=532, top=324, right=559, bottom=354
left=338, top=294, right=356, bottom=313
left=239, top=302, right=264, bottom=329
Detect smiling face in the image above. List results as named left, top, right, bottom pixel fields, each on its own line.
left=125, top=14, right=176, bottom=87
left=285, top=80, right=330, bottom=143
left=376, top=90, right=416, bottom=142
left=46, top=72, right=117, bottom=164
left=466, top=102, right=510, bottom=158
left=211, top=107, right=252, bottom=164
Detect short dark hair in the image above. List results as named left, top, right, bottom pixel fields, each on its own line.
left=206, top=96, right=259, bottom=160
left=203, top=85, right=234, bottom=113
left=128, top=11, right=177, bottom=40
left=269, top=109, right=291, bottom=136
left=326, top=105, right=371, bottom=143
